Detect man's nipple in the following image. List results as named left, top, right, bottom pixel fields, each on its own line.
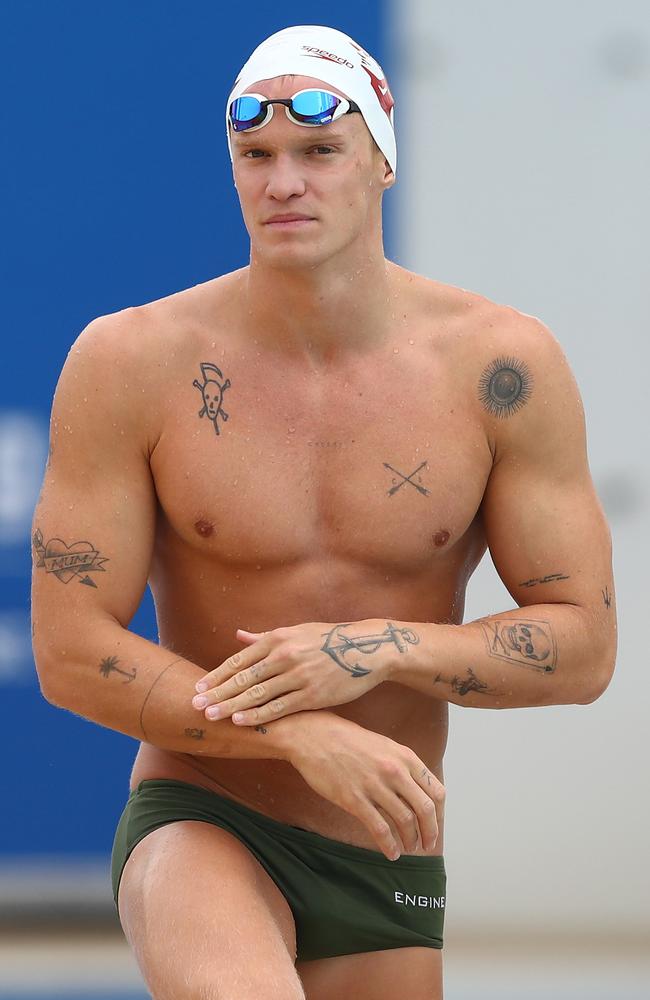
left=194, top=518, right=215, bottom=538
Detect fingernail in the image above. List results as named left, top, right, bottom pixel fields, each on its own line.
left=390, top=849, right=400, bottom=861
left=193, top=695, right=208, bottom=709
left=232, top=712, right=244, bottom=723
left=195, top=681, right=208, bottom=693
left=206, top=706, right=221, bottom=719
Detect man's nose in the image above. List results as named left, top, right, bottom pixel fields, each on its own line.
left=265, top=154, right=307, bottom=201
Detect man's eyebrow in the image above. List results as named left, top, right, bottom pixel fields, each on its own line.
left=233, top=128, right=348, bottom=147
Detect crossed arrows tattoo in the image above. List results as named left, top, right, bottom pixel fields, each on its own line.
left=384, top=461, right=431, bottom=497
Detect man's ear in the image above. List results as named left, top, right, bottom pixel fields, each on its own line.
left=382, top=158, right=396, bottom=190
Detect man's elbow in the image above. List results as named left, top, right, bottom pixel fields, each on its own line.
left=575, top=651, right=616, bottom=705
left=33, top=639, right=76, bottom=708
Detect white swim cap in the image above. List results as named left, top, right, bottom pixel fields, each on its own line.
left=226, top=25, right=396, bottom=175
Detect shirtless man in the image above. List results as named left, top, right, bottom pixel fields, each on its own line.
left=31, top=24, right=616, bottom=1000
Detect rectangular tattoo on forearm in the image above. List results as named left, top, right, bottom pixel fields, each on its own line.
left=480, top=619, right=557, bottom=673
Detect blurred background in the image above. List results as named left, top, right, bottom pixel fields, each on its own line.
left=1, top=1, right=648, bottom=997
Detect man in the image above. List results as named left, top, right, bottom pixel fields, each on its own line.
left=31, top=23, right=616, bottom=1000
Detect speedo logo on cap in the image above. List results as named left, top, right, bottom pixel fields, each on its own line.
left=300, top=45, right=354, bottom=69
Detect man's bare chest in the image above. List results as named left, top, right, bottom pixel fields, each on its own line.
left=149, top=344, right=492, bottom=573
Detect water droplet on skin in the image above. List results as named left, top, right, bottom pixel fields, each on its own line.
left=211, top=625, right=217, bottom=633
left=83, top=397, right=87, bottom=403
left=256, top=564, right=262, bottom=570
left=408, top=339, right=414, bottom=345
left=211, top=342, right=216, bottom=348
left=393, top=347, right=399, bottom=354
left=288, top=427, right=295, bottom=433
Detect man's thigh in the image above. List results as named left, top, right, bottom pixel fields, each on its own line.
left=298, top=946, right=443, bottom=1000
left=117, top=819, right=304, bottom=1000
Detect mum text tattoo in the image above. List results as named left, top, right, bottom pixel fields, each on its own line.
left=193, top=362, right=231, bottom=435
left=519, top=572, right=569, bottom=588
left=99, top=656, right=136, bottom=684
left=384, top=461, right=431, bottom=498
left=33, top=528, right=108, bottom=587
left=481, top=619, right=557, bottom=673
left=321, top=622, right=420, bottom=678
left=478, top=356, right=533, bottom=418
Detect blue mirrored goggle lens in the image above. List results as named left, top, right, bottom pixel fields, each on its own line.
left=230, top=96, right=265, bottom=130
left=291, top=91, right=341, bottom=122
left=229, top=91, right=344, bottom=131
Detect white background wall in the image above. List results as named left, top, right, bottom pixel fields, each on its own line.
left=393, top=0, right=649, bottom=936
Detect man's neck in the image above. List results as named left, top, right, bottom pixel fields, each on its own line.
left=242, top=249, right=395, bottom=365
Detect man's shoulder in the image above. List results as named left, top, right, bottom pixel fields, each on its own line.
left=73, top=268, right=246, bottom=368
left=401, top=268, right=564, bottom=366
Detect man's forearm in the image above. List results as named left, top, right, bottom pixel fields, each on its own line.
left=380, top=604, right=615, bottom=708
left=34, top=620, right=307, bottom=759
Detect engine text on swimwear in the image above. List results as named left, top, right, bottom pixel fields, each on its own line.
left=394, top=891, right=445, bottom=908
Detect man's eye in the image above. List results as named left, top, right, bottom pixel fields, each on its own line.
left=244, top=149, right=267, bottom=158
left=311, top=145, right=334, bottom=155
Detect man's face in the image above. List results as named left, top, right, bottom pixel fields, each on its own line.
left=230, top=75, right=393, bottom=270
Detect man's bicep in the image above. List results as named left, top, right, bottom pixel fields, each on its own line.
left=31, top=317, right=157, bottom=640
left=481, top=405, right=612, bottom=615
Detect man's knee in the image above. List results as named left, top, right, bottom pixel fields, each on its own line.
left=159, top=970, right=305, bottom=1000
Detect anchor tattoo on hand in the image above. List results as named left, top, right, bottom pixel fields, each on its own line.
left=321, top=622, right=420, bottom=678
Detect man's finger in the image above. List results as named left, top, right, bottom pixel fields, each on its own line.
left=194, top=660, right=272, bottom=709
left=235, top=628, right=266, bottom=646
left=203, top=676, right=289, bottom=720
left=230, top=691, right=303, bottom=726
left=195, top=640, right=270, bottom=693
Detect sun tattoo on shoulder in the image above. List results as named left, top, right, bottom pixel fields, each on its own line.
left=478, top=356, right=533, bottom=418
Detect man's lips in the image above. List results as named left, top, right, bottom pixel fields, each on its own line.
left=264, top=213, right=316, bottom=225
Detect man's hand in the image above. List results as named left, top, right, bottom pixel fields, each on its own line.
left=192, top=620, right=408, bottom=724
left=286, top=712, right=445, bottom=860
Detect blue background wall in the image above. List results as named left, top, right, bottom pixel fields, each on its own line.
left=0, top=0, right=390, bottom=857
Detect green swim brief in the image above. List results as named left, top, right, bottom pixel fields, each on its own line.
left=111, top=778, right=446, bottom=962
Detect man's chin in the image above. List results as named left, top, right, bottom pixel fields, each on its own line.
left=254, top=240, right=333, bottom=271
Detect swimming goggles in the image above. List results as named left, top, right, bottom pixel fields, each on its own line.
left=229, top=88, right=361, bottom=133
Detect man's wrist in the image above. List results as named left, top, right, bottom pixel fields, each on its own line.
left=262, top=710, right=325, bottom=765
